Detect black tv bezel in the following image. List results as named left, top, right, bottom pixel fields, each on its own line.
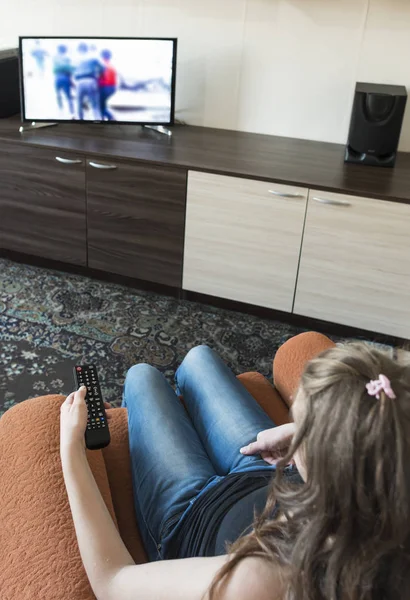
left=18, top=36, right=178, bottom=126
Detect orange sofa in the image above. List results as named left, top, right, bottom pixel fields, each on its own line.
left=0, top=332, right=334, bottom=600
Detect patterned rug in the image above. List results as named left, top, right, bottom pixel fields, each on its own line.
left=1, top=257, right=319, bottom=415
left=1, top=258, right=396, bottom=417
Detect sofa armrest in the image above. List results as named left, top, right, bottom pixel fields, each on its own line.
left=0, top=395, right=116, bottom=600
left=273, top=332, right=336, bottom=407
left=238, top=372, right=290, bottom=426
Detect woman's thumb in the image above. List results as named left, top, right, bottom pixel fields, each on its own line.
left=74, top=385, right=87, bottom=405
left=240, top=441, right=260, bottom=455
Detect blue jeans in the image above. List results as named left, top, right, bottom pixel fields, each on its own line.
left=122, top=345, right=276, bottom=561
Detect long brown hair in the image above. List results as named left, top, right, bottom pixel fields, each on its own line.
left=209, top=343, right=410, bottom=599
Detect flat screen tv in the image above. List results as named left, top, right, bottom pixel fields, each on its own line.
left=19, top=36, right=177, bottom=125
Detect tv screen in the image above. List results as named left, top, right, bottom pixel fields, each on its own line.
left=19, top=37, right=177, bottom=125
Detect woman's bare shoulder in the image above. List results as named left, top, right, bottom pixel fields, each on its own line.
left=102, top=554, right=284, bottom=600
left=218, top=557, right=285, bottom=600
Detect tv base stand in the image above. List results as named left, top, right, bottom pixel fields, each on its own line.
left=18, top=122, right=172, bottom=136
left=142, top=124, right=173, bottom=137
left=19, top=121, right=58, bottom=134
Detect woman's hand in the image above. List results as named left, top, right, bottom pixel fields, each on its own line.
left=60, top=386, right=112, bottom=456
left=240, top=422, right=296, bottom=465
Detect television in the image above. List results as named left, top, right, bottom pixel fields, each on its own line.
left=19, top=36, right=177, bottom=125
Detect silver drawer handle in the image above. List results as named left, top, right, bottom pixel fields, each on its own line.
left=269, top=190, right=304, bottom=198
left=89, top=161, right=118, bottom=170
left=56, top=156, right=82, bottom=165
left=313, top=196, right=351, bottom=207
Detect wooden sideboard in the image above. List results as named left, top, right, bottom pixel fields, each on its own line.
left=1, top=115, right=410, bottom=339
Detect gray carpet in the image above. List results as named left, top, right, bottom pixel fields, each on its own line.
left=0, top=257, right=354, bottom=415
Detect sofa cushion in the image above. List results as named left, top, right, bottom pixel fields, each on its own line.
left=237, top=372, right=290, bottom=426
left=0, top=395, right=116, bottom=600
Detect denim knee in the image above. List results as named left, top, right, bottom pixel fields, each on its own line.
left=124, top=363, right=163, bottom=395
left=123, top=363, right=164, bottom=408
left=175, top=345, right=216, bottom=389
left=125, top=363, right=160, bottom=384
left=183, top=344, right=214, bottom=364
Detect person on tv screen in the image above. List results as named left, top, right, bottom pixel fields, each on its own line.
left=98, top=49, right=117, bottom=121
left=53, top=44, right=75, bottom=119
left=31, top=40, right=48, bottom=75
left=73, top=43, right=104, bottom=121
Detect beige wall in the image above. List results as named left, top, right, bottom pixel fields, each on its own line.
left=1, top=0, right=409, bottom=150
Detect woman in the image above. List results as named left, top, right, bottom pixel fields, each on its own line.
left=61, top=342, right=410, bottom=599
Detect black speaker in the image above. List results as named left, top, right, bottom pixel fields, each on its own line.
left=0, top=49, right=20, bottom=118
left=345, top=82, right=407, bottom=168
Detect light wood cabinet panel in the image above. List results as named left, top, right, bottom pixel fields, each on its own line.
left=294, top=190, right=410, bottom=337
left=183, top=171, right=308, bottom=311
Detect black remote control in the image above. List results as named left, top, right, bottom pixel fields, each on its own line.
left=73, top=364, right=111, bottom=450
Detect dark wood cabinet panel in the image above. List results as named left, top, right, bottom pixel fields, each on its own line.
left=0, top=144, right=86, bottom=264
left=86, top=158, right=187, bottom=287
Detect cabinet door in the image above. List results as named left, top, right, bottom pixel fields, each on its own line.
left=86, top=158, right=186, bottom=287
left=183, top=171, right=308, bottom=311
left=0, top=144, right=86, bottom=264
left=294, top=190, right=410, bottom=337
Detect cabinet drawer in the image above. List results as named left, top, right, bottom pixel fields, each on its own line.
left=183, top=171, right=308, bottom=311
left=294, top=190, right=410, bottom=337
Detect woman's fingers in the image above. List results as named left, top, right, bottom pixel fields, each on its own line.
left=104, top=401, right=113, bottom=420
left=62, top=392, right=75, bottom=409
left=73, top=385, right=87, bottom=405
left=240, top=440, right=264, bottom=455
left=261, top=451, right=277, bottom=465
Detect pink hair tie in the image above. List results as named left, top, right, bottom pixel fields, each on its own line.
left=366, top=374, right=396, bottom=400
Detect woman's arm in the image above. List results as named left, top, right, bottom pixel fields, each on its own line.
left=62, top=443, right=133, bottom=598
left=62, top=443, right=236, bottom=600
left=61, top=389, right=278, bottom=600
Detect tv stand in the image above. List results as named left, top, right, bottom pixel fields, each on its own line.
left=143, top=124, right=173, bottom=137
left=18, top=121, right=58, bottom=133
